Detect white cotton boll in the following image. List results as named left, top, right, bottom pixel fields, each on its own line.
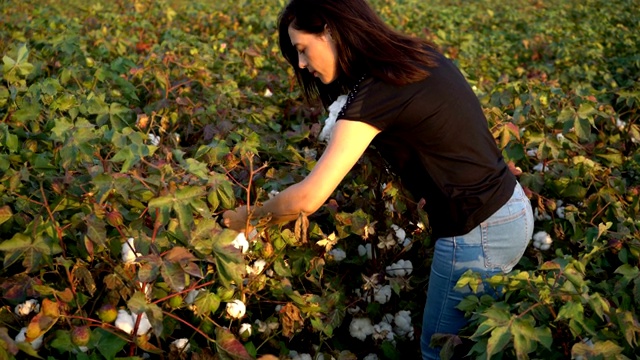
left=390, top=224, right=406, bottom=242
left=556, top=206, right=566, bottom=219
left=231, top=232, right=249, bottom=254
left=239, top=323, right=252, bottom=337
left=328, top=248, right=347, bottom=262
left=373, top=285, right=392, bottom=304
left=532, top=231, right=553, bottom=250
left=319, top=95, right=348, bottom=142
left=184, top=289, right=202, bottom=305
left=147, top=133, right=160, bottom=146
left=133, top=312, right=152, bottom=335
left=115, top=310, right=135, bottom=334
left=122, top=237, right=141, bottom=263
left=14, top=327, right=42, bottom=349
left=347, top=306, right=361, bottom=315
left=540, top=243, right=551, bottom=251
left=290, top=353, right=312, bottom=360
left=226, top=299, right=246, bottom=319
left=526, top=149, right=538, bottom=157
left=616, top=118, right=627, bottom=130
left=358, top=243, right=373, bottom=259
left=268, top=189, right=280, bottom=199
left=349, top=318, right=374, bottom=341
left=15, top=299, right=40, bottom=316
left=171, top=338, right=191, bottom=353
left=255, top=320, right=268, bottom=333
left=533, top=162, right=549, bottom=172
left=247, top=259, right=267, bottom=275
left=394, top=310, right=413, bottom=339
left=534, top=208, right=552, bottom=221
left=372, top=321, right=395, bottom=343
left=386, top=260, right=413, bottom=277
left=78, top=346, right=89, bottom=353
left=385, top=201, right=395, bottom=213
left=139, top=281, right=154, bottom=297
left=363, top=354, right=379, bottom=360
left=556, top=133, right=565, bottom=142
left=382, top=313, right=395, bottom=324
left=401, top=237, right=412, bottom=249
left=263, top=88, right=273, bottom=98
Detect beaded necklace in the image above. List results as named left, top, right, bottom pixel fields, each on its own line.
left=337, top=73, right=368, bottom=119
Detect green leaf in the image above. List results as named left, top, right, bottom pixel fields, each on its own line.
left=215, top=328, right=252, bottom=360
left=161, top=261, right=186, bottom=292
left=574, top=117, right=591, bottom=140
left=556, top=301, right=584, bottom=322
left=193, top=292, right=221, bottom=316
left=0, top=233, right=63, bottom=273
left=486, top=326, right=511, bottom=358
left=0, top=205, right=12, bottom=226
left=211, top=229, right=246, bottom=288
left=94, top=328, right=127, bottom=360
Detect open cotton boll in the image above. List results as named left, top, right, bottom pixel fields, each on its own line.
left=394, top=310, right=414, bottom=340
left=390, top=224, right=406, bottom=242
left=115, top=309, right=135, bottom=334
left=532, top=231, right=553, bottom=250
left=358, top=243, right=373, bottom=259
left=231, top=232, right=249, bottom=254
left=372, top=321, right=395, bottom=343
left=373, top=285, right=392, bottom=304
left=171, top=338, right=190, bottom=353
left=363, top=354, right=379, bottom=360
left=386, top=260, right=413, bottom=277
left=246, top=259, right=267, bottom=275
left=15, top=327, right=44, bottom=350
left=226, top=299, right=246, bottom=319
left=147, top=133, right=160, bottom=146
left=532, top=162, right=549, bottom=172
left=122, top=237, right=141, bottom=263
left=349, top=317, right=374, bottom=341
left=133, top=312, right=152, bottom=335
left=15, top=299, right=40, bottom=316
left=328, top=248, right=347, bottom=262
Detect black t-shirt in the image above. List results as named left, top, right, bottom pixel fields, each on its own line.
left=341, top=48, right=516, bottom=238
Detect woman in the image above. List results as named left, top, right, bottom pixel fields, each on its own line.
left=223, top=0, right=534, bottom=358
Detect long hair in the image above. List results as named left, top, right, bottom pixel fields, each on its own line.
left=278, top=0, right=438, bottom=108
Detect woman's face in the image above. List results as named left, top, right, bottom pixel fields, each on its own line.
left=288, top=25, right=338, bottom=84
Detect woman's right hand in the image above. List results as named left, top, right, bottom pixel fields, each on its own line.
left=222, top=206, right=249, bottom=232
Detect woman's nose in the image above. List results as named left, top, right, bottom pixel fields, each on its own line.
left=298, top=54, right=307, bottom=69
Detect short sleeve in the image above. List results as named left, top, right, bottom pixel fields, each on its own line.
left=340, top=77, right=409, bottom=132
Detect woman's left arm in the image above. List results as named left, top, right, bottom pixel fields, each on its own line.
left=223, top=119, right=380, bottom=231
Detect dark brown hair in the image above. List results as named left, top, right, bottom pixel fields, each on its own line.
left=278, top=0, right=438, bottom=107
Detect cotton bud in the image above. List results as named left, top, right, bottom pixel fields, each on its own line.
left=71, top=326, right=91, bottom=347
left=226, top=299, right=246, bottom=319
left=97, top=303, right=118, bottom=323
left=106, top=210, right=124, bottom=227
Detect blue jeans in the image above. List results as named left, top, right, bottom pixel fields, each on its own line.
left=420, top=182, right=533, bottom=359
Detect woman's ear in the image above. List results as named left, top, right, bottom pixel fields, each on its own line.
left=324, top=24, right=333, bottom=40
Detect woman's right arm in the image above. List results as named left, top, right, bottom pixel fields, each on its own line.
left=223, top=119, right=380, bottom=231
